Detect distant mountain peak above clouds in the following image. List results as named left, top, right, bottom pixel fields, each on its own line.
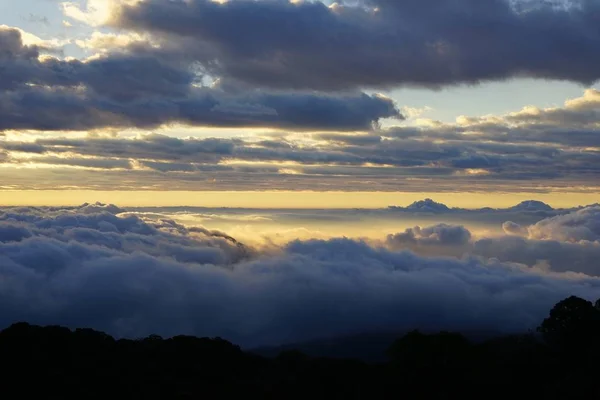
left=78, top=202, right=126, bottom=215
left=404, top=198, right=451, bottom=212
left=387, top=198, right=560, bottom=213
left=508, top=200, right=554, bottom=212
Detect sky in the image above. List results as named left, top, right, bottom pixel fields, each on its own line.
left=0, top=0, right=600, bottom=207
left=1, top=0, right=600, bottom=346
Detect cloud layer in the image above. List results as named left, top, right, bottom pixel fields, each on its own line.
left=1, top=203, right=599, bottom=347
left=4, top=83, right=600, bottom=192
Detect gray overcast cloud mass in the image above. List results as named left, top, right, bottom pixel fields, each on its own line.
left=0, top=26, right=399, bottom=132
left=3, top=0, right=600, bottom=132
left=114, top=0, right=600, bottom=90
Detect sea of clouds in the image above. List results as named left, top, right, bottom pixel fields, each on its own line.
left=1, top=200, right=599, bottom=347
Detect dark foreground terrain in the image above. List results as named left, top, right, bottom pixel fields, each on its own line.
left=1, top=296, right=599, bottom=399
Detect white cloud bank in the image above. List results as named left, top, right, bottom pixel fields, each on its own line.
left=0, top=202, right=599, bottom=347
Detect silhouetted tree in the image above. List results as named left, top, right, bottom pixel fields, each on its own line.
left=537, top=295, right=600, bottom=352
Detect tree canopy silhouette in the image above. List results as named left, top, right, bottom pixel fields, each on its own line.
left=0, top=296, right=599, bottom=399
left=537, top=295, right=600, bottom=351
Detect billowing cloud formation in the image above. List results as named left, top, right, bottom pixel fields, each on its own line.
left=387, top=206, right=600, bottom=277
left=0, top=202, right=248, bottom=265
left=501, top=206, right=600, bottom=242
left=526, top=207, right=600, bottom=242
left=0, top=26, right=399, bottom=132
left=387, top=224, right=472, bottom=246
left=110, top=0, right=600, bottom=90
left=1, top=203, right=599, bottom=347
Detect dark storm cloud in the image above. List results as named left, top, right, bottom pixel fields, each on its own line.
left=0, top=204, right=599, bottom=347
left=112, top=0, right=600, bottom=90
left=0, top=27, right=400, bottom=132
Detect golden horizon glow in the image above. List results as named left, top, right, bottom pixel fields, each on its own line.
left=0, top=190, right=597, bottom=209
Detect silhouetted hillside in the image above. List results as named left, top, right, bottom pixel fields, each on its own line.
left=1, top=296, right=599, bottom=399
left=251, top=329, right=503, bottom=362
